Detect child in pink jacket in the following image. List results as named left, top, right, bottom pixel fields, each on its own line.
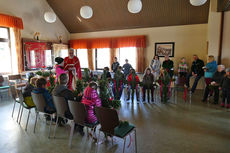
left=55, top=57, right=66, bottom=82
left=81, top=82, right=101, bottom=124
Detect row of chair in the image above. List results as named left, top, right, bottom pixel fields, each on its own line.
left=10, top=86, right=137, bottom=153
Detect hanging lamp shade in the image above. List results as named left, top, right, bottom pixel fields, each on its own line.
left=190, top=0, right=207, bottom=6
left=44, top=12, right=56, bottom=23
left=80, top=6, right=93, bottom=19
left=128, top=0, right=142, bottom=14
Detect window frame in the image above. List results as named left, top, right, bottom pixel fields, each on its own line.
left=0, top=27, right=12, bottom=74
left=94, top=48, right=111, bottom=71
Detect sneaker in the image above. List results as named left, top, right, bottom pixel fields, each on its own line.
left=221, top=102, right=225, bottom=107
left=226, top=104, right=230, bottom=109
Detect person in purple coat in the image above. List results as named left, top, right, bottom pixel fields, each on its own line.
left=81, top=81, right=101, bottom=124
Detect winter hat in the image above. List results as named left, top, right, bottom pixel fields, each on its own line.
left=55, top=57, right=64, bottom=64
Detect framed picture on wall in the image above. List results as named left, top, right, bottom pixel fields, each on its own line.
left=155, top=42, right=175, bottom=57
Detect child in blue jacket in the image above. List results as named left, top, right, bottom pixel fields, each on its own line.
left=33, top=77, right=55, bottom=113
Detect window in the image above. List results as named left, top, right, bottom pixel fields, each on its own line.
left=76, top=49, right=88, bottom=68
left=45, top=50, right=52, bottom=67
left=0, top=27, right=11, bottom=74
left=118, top=47, right=137, bottom=69
left=95, top=48, right=110, bottom=70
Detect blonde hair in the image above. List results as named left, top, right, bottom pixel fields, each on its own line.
left=30, top=77, right=38, bottom=86
left=208, top=55, right=214, bottom=63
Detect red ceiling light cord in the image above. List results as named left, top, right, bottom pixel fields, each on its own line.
left=0, top=14, right=24, bottom=29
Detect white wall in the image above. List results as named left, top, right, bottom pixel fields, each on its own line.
left=71, top=24, right=208, bottom=70
left=0, top=0, right=70, bottom=42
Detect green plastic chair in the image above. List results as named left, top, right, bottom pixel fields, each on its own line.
left=95, top=107, right=137, bottom=153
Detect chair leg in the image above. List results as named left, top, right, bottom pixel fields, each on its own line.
left=48, top=114, right=52, bottom=139
left=19, top=107, right=24, bottom=125
left=34, top=112, right=39, bottom=133
left=123, top=136, right=127, bottom=153
left=25, top=109, right=31, bottom=131
left=53, top=116, right=59, bottom=138
left=96, top=131, right=101, bottom=153
left=69, top=121, right=75, bottom=148
left=16, top=105, right=22, bottom=123
left=135, top=129, right=137, bottom=153
left=11, top=101, right=16, bottom=118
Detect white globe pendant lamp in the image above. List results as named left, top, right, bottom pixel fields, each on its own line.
left=80, top=6, right=93, bottom=19
left=190, top=0, right=207, bottom=6
left=128, top=0, right=142, bottom=14
left=44, top=11, right=57, bottom=23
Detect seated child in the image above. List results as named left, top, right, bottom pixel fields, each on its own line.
left=178, top=57, right=188, bottom=78
left=81, top=81, right=101, bottom=124
left=202, top=65, right=225, bottom=104
left=23, top=76, right=37, bottom=107
left=127, top=68, right=140, bottom=102
left=220, top=68, right=230, bottom=108
left=33, top=78, right=55, bottom=113
left=143, top=67, right=154, bottom=103
left=113, top=66, right=125, bottom=100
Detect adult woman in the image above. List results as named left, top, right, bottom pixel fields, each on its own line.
left=150, top=55, right=161, bottom=80
left=204, top=55, right=217, bottom=86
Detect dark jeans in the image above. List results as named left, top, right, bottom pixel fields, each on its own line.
left=203, top=86, right=219, bottom=103
left=112, top=85, right=124, bottom=100
left=179, top=72, right=187, bottom=78
left=143, top=85, right=154, bottom=101
left=186, top=73, right=202, bottom=93
left=222, top=88, right=230, bottom=104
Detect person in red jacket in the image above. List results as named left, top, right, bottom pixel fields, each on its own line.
left=64, top=48, right=82, bottom=90
left=127, top=68, right=140, bottom=102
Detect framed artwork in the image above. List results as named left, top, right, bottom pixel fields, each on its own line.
left=155, top=42, right=175, bottom=57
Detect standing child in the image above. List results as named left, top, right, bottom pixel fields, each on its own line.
left=113, top=66, right=125, bottom=100
left=127, top=69, right=140, bottom=102
left=142, top=68, right=154, bottom=103
left=178, top=57, right=188, bottom=78
left=55, top=57, right=66, bottom=82
left=220, top=68, right=230, bottom=108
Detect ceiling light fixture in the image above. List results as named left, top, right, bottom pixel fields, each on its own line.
left=80, top=6, right=93, bottom=19
left=44, top=11, right=57, bottom=23
left=190, top=0, right=207, bottom=6
left=128, top=0, right=142, bottom=14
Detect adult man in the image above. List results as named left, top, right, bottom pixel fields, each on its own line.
left=162, top=55, right=174, bottom=78
left=122, top=59, right=133, bottom=78
left=64, top=48, right=82, bottom=90
left=52, top=73, right=84, bottom=135
left=111, top=57, right=120, bottom=73
left=185, top=55, right=204, bottom=93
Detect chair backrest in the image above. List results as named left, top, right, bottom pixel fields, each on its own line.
left=95, top=107, right=120, bottom=135
left=8, top=74, right=22, bottom=81
left=31, top=92, right=46, bottom=112
left=17, top=89, right=24, bottom=104
left=52, top=95, right=68, bottom=117
left=10, top=85, right=17, bottom=100
left=68, top=100, right=87, bottom=125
